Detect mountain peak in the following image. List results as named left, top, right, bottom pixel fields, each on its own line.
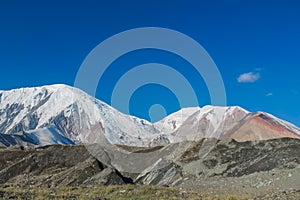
left=1, top=83, right=72, bottom=92
left=0, top=84, right=159, bottom=146
left=0, top=84, right=299, bottom=147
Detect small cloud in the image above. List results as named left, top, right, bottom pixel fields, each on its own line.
left=266, top=93, right=273, bottom=97
left=237, top=72, right=260, bottom=83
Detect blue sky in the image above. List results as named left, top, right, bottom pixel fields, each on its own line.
left=0, top=0, right=300, bottom=125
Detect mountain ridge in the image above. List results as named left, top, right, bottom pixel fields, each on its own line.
left=0, top=84, right=299, bottom=147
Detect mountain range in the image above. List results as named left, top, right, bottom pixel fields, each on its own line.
left=0, top=84, right=300, bottom=199
left=0, top=84, right=299, bottom=147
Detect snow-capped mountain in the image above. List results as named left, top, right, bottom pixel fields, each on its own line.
left=159, top=105, right=300, bottom=142
left=154, top=107, right=201, bottom=134
left=221, top=111, right=300, bottom=141
left=164, top=105, right=250, bottom=143
left=0, top=84, right=158, bottom=147
left=0, top=84, right=299, bottom=147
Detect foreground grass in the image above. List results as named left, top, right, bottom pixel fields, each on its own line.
left=0, top=185, right=248, bottom=200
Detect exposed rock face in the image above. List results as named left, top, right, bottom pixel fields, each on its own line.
left=0, top=145, right=131, bottom=188
left=180, top=137, right=300, bottom=178
left=0, top=137, right=299, bottom=198
left=222, top=112, right=300, bottom=141
left=83, top=167, right=133, bottom=186
left=135, top=162, right=181, bottom=186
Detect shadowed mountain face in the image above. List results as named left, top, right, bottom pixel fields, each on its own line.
left=0, top=126, right=74, bottom=148
left=0, top=84, right=299, bottom=147
left=0, top=138, right=299, bottom=198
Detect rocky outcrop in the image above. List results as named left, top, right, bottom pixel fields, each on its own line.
left=0, top=137, right=299, bottom=197
left=0, top=145, right=131, bottom=188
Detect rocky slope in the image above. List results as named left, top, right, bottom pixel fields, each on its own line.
left=0, top=138, right=299, bottom=199
left=0, top=145, right=130, bottom=188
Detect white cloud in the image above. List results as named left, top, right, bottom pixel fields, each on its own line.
left=237, top=72, right=260, bottom=83
left=266, top=93, right=273, bottom=97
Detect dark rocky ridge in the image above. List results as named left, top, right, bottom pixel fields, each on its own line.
left=0, top=145, right=132, bottom=188
left=0, top=137, right=299, bottom=199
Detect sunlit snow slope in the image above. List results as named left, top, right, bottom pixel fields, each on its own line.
left=0, top=84, right=299, bottom=147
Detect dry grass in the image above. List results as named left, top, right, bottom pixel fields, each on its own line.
left=0, top=185, right=250, bottom=200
